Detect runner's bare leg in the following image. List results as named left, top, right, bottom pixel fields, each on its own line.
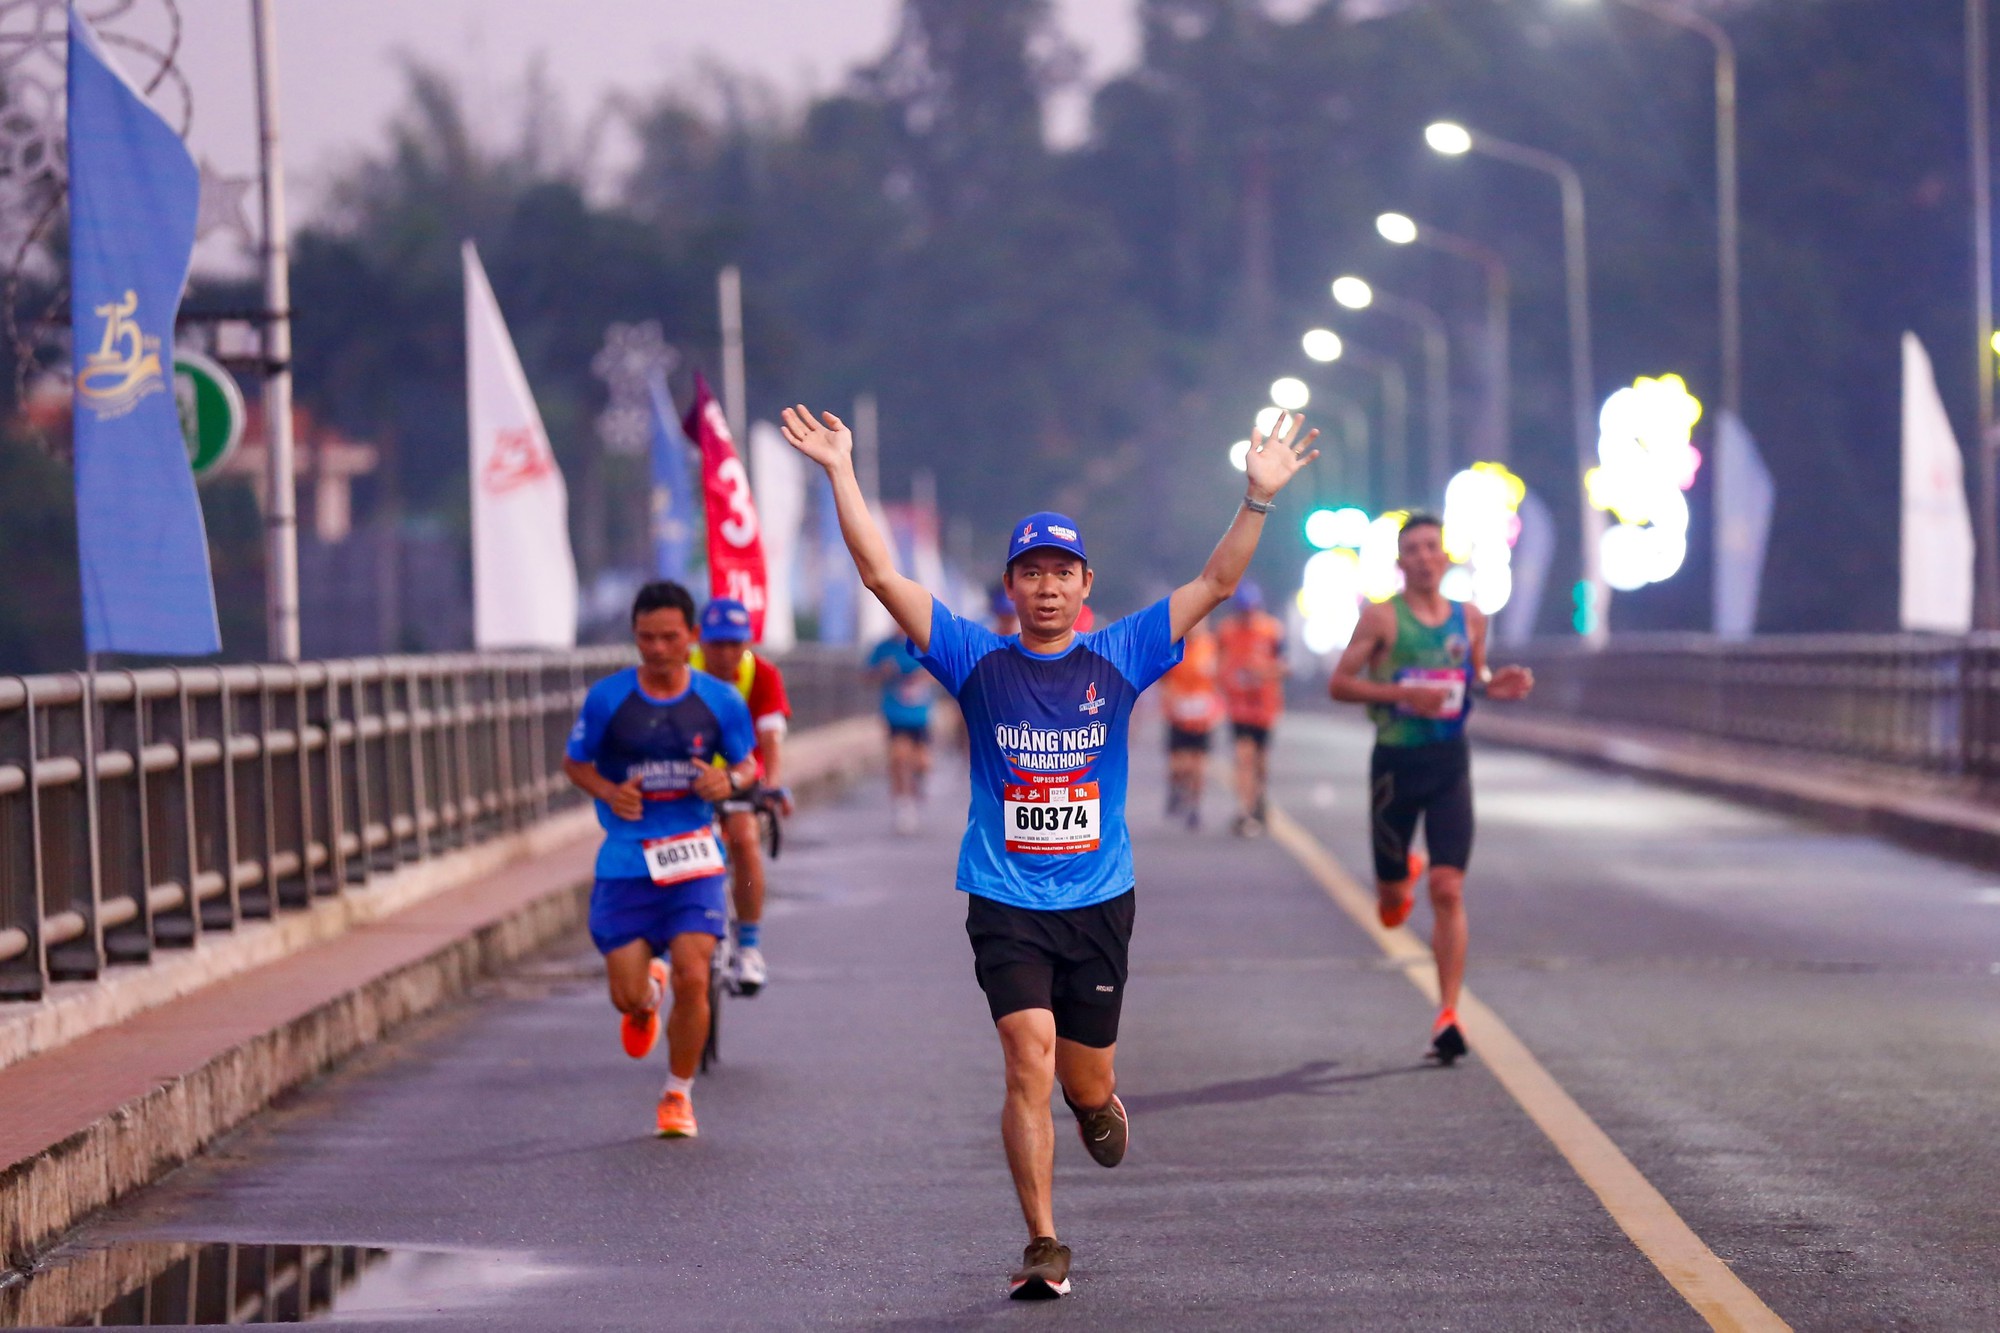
left=997, top=1009, right=1060, bottom=1238
left=1428, top=867, right=1467, bottom=1011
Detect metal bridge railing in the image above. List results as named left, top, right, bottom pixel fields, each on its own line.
left=1504, top=634, right=1993, bottom=779
left=0, top=646, right=874, bottom=1002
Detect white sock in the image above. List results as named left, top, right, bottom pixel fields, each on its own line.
left=647, top=975, right=665, bottom=1012
left=663, top=1074, right=694, bottom=1098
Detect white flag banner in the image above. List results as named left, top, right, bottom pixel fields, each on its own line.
left=464, top=242, right=578, bottom=649
left=1900, top=332, right=1974, bottom=632
left=1712, top=411, right=1774, bottom=640
left=747, top=420, right=804, bottom=652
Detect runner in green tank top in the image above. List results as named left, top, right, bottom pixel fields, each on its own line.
left=1330, top=513, right=1535, bottom=1063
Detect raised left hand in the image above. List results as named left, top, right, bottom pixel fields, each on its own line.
left=1486, top=664, right=1535, bottom=701
left=1245, top=412, right=1320, bottom=504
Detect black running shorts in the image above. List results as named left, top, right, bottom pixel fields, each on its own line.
left=1231, top=721, right=1271, bottom=748
left=887, top=721, right=932, bottom=744
left=1166, top=726, right=1213, bottom=754
left=1370, top=737, right=1473, bottom=883
left=965, top=890, right=1135, bottom=1049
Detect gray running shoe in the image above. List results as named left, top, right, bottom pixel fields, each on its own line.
left=1069, top=1091, right=1129, bottom=1168
left=1008, top=1236, right=1072, bottom=1300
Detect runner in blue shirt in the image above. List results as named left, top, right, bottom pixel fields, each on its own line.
left=868, top=632, right=936, bottom=835
left=781, top=401, right=1318, bottom=1301
left=562, top=580, right=759, bottom=1141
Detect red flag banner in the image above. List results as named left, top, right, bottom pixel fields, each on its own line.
left=686, top=371, right=769, bottom=639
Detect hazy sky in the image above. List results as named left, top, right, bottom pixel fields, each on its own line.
left=169, top=0, right=1142, bottom=247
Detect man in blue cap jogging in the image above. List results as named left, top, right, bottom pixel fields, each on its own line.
left=781, top=401, right=1318, bottom=1301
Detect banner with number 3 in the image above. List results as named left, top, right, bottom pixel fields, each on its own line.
left=685, top=371, right=770, bottom=641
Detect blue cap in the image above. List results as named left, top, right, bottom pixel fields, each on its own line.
left=1007, top=511, right=1087, bottom=566
left=700, top=597, right=753, bottom=642
left=1233, top=580, right=1265, bottom=612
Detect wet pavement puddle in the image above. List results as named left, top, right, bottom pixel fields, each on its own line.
left=0, top=1242, right=560, bottom=1327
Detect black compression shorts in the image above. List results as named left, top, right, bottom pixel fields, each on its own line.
left=1231, top=721, right=1271, bottom=748
left=965, top=890, right=1134, bottom=1048
left=1370, top=737, right=1473, bottom=883
left=1166, top=726, right=1213, bottom=754
left=887, top=720, right=932, bottom=744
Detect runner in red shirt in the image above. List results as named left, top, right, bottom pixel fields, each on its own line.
left=693, top=598, right=792, bottom=995
left=1216, top=582, right=1286, bottom=836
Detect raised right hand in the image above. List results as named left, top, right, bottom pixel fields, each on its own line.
left=609, top=775, right=645, bottom=822
left=780, top=404, right=853, bottom=471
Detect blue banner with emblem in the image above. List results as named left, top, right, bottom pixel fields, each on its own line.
left=646, top=376, right=697, bottom=583
left=68, top=8, right=218, bottom=656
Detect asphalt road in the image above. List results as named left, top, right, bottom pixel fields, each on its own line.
left=31, top=710, right=2000, bottom=1329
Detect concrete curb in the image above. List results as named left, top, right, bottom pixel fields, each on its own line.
left=0, top=714, right=882, bottom=1273
left=1473, top=712, right=2000, bottom=867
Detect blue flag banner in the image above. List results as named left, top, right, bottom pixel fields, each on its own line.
left=646, top=377, right=697, bottom=583
left=68, top=9, right=217, bottom=656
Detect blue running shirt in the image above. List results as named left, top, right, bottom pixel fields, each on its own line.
left=566, top=667, right=757, bottom=880
left=918, top=596, right=1183, bottom=911
left=869, top=634, right=934, bottom=730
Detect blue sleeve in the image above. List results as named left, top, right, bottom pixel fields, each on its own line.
left=710, top=681, right=757, bottom=765
left=565, top=676, right=619, bottom=763
left=916, top=597, right=1000, bottom=695
left=1094, top=597, right=1184, bottom=693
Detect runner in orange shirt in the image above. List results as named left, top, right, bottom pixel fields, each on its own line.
left=1158, top=620, right=1223, bottom=828
left=1216, top=582, right=1286, bottom=837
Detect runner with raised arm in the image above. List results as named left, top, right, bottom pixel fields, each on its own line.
left=782, top=402, right=1316, bottom=1301
left=563, top=581, right=759, bottom=1138
left=1327, top=514, right=1534, bottom=1064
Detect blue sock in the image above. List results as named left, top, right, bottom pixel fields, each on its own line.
left=735, top=921, right=760, bottom=950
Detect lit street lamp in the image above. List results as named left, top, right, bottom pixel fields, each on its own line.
left=1332, top=275, right=1452, bottom=500
left=1376, top=212, right=1512, bottom=465
left=1427, top=120, right=1606, bottom=644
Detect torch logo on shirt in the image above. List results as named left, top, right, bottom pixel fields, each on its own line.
left=1078, top=681, right=1108, bottom=715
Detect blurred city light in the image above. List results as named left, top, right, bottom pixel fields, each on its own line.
left=1425, top=122, right=1473, bottom=156
left=1303, top=505, right=1372, bottom=551
left=1376, top=212, right=1419, bottom=245
left=1585, top=374, right=1703, bottom=593
left=1302, top=327, right=1344, bottom=362
left=1229, top=438, right=1252, bottom=471
left=1271, top=376, right=1311, bottom=411
left=1441, top=462, right=1528, bottom=614
left=1359, top=512, right=1408, bottom=603
left=1332, top=276, right=1374, bottom=310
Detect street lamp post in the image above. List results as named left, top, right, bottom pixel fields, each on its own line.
left=1427, top=121, right=1606, bottom=645
left=1333, top=276, right=1452, bottom=500
left=251, top=0, right=299, bottom=662
left=1377, top=213, right=1511, bottom=465
left=1970, top=0, right=2000, bottom=628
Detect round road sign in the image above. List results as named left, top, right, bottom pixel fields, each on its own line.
left=175, top=350, right=246, bottom=477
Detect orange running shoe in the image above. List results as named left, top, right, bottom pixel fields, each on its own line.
left=1378, top=852, right=1426, bottom=928
left=620, top=958, right=668, bottom=1059
left=1428, top=1007, right=1467, bottom=1066
left=655, top=1089, right=698, bottom=1139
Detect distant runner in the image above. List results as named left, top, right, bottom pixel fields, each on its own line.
left=1157, top=620, right=1222, bottom=828
left=869, top=630, right=936, bottom=835
left=563, top=581, right=759, bottom=1139
left=1217, top=582, right=1286, bottom=837
left=1328, top=514, right=1534, bottom=1064
left=692, top=597, right=793, bottom=996
left=782, top=400, right=1316, bottom=1301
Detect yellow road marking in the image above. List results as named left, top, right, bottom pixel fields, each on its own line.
left=1267, top=805, right=1790, bottom=1333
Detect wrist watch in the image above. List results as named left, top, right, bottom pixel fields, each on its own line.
left=1244, top=495, right=1275, bottom=514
